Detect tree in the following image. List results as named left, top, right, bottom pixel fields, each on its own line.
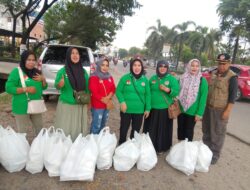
left=20, top=0, right=59, bottom=50
left=128, top=47, right=141, bottom=56
left=145, top=19, right=174, bottom=61
left=118, top=48, right=128, bottom=59
left=217, top=0, right=250, bottom=63
left=43, top=0, right=141, bottom=49
left=0, top=0, right=36, bottom=57
left=0, top=0, right=58, bottom=56
left=171, top=21, right=196, bottom=67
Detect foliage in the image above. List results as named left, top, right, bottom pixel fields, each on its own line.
left=217, top=0, right=250, bottom=63
left=118, top=48, right=128, bottom=59
left=44, top=0, right=141, bottom=49
left=128, top=46, right=141, bottom=56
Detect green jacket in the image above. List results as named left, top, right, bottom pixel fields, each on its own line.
left=116, top=73, right=151, bottom=113
left=5, top=67, right=47, bottom=114
left=150, top=74, right=180, bottom=109
left=54, top=67, right=89, bottom=105
left=179, top=77, right=208, bottom=117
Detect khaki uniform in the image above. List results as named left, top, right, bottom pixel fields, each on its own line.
left=202, top=70, right=236, bottom=161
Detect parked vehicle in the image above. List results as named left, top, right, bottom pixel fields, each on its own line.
left=202, top=64, right=250, bottom=100
left=37, top=44, right=95, bottom=101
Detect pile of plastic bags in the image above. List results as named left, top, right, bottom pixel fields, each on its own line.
left=166, top=139, right=213, bottom=175
left=113, top=132, right=157, bottom=172
left=0, top=125, right=30, bottom=173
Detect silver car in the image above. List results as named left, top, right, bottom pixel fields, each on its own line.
left=38, top=44, right=95, bottom=101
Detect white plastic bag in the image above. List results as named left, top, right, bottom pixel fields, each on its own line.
left=26, top=128, right=48, bottom=174
left=195, top=141, right=213, bottom=172
left=166, top=139, right=198, bottom=176
left=60, top=134, right=98, bottom=181
left=44, top=128, right=72, bottom=177
left=96, top=127, right=117, bottom=170
left=134, top=132, right=157, bottom=171
left=0, top=126, right=30, bottom=173
left=113, top=138, right=140, bottom=171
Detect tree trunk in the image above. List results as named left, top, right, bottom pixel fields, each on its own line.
left=11, top=17, right=17, bottom=58
left=232, top=35, right=239, bottom=64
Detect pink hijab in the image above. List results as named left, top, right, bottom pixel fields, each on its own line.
left=178, top=59, right=202, bottom=111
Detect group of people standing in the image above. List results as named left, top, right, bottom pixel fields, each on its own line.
left=5, top=46, right=237, bottom=165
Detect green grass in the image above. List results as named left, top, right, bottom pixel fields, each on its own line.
left=0, top=93, right=12, bottom=104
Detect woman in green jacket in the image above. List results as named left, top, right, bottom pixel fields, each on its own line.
left=54, top=47, right=89, bottom=141
left=177, top=59, right=208, bottom=141
left=116, top=58, right=151, bottom=144
left=143, top=60, right=180, bottom=153
left=5, top=50, right=47, bottom=136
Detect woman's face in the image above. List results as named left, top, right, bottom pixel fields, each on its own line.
left=25, top=54, right=36, bottom=70
left=100, top=60, right=109, bottom=73
left=132, top=61, right=142, bottom=74
left=190, top=60, right=200, bottom=75
left=71, top=48, right=80, bottom=64
left=158, top=64, right=168, bottom=74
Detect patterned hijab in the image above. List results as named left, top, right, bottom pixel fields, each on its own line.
left=19, top=50, right=41, bottom=78
left=91, top=58, right=111, bottom=79
left=65, top=47, right=86, bottom=91
left=178, top=59, right=202, bottom=111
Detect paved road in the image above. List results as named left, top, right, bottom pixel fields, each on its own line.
left=112, top=61, right=250, bottom=144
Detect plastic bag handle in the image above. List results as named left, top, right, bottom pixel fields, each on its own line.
left=97, top=126, right=110, bottom=143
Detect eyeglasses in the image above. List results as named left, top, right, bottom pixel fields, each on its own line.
left=159, top=65, right=168, bottom=68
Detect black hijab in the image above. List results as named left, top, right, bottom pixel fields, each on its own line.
left=20, top=50, right=41, bottom=78
left=156, top=60, right=169, bottom=78
left=65, top=47, right=86, bottom=91
left=130, top=58, right=144, bottom=79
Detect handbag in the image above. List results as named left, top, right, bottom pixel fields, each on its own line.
left=158, top=79, right=180, bottom=119
left=101, top=81, right=114, bottom=110
left=167, top=100, right=181, bottom=119
left=73, top=90, right=90, bottom=104
left=18, top=67, right=47, bottom=114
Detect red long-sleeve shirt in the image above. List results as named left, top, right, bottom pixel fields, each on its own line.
left=89, top=75, right=116, bottom=109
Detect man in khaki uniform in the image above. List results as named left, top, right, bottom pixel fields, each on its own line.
left=202, top=53, right=238, bottom=164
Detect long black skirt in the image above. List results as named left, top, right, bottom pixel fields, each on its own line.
left=143, top=108, right=173, bottom=152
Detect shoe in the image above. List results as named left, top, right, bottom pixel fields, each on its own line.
left=211, top=158, right=218, bottom=165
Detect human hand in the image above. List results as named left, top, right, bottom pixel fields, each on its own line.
left=58, top=75, right=65, bottom=88
left=159, top=84, right=170, bottom=93
left=222, top=110, right=230, bottom=120
left=195, top=115, right=202, bottom=122
left=120, top=102, right=127, bottom=113
left=101, top=96, right=110, bottom=104
left=26, top=86, right=36, bottom=94
left=144, top=111, right=150, bottom=118
left=33, top=73, right=45, bottom=82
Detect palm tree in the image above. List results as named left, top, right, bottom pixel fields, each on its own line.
left=146, top=19, right=168, bottom=61
left=217, top=0, right=250, bottom=64
left=188, top=26, right=222, bottom=61
left=171, top=21, right=196, bottom=68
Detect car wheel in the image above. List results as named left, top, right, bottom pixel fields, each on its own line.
left=43, top=95, right=50, bottom=102
left=235, top=88, right=242, bottom=101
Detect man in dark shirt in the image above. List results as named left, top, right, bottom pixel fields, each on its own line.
left=202, top=53, right=238, bottom=165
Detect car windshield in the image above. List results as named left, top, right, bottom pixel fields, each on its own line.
left=42, top=46, right=90, bottom=66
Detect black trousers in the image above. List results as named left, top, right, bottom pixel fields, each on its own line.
left=177, top=113, right=196, bottom=141
left=119, top=112, right=144, bottom=144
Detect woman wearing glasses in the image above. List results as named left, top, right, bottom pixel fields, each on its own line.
left=143, top=60, right=179, bottom=153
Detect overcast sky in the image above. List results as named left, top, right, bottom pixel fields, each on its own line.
left=112, top=0, right=220, bottom=50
